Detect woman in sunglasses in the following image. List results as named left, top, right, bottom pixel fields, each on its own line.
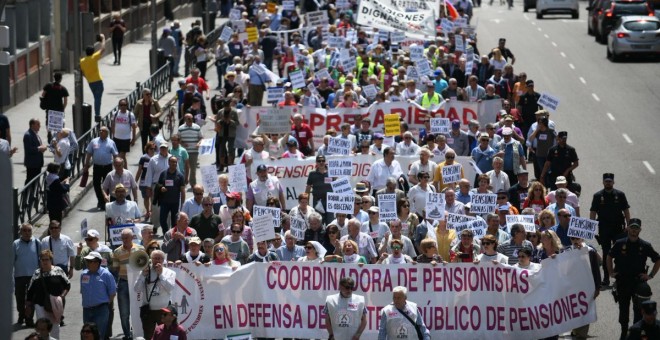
left=222, top=210, right=254, bottom=254
left=322, top=224, right=342, bottom=256
left=476, top=234, right=509, bottom=264
left=324, top=240, right=368, bottom=265
left=145, top=240, right=161, bottom=257
left=513, top=248, right=540, bottom=272
left=298, top=241, right=326, bottom=263
left=532, top=230, right=563, bottom=264
left=220, top=223, right=250, bottom=265
left=377, top=239, right=415, bottom=264
left=211, top=242, right=240, bottom=271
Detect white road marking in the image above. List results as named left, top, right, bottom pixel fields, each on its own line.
left=560, top=52, right=566, bottom=58
left=552, top=41, right=558, bottom=47
left=643, top=161, right=656, bottom=175
left=524, top=15, right=530, bottom=20
left=592, top=93, right=600, bottom=101
left=537, top=27, right=542, bottom=31
left=544, top=34, right=549, bottom=38
left=490, top=19, right=502, bottom=24
left=579, top=77, right=586, bottom=84
left=532, top=21, right=536, bottom=25
left=606, top=112, right=615, bottom=121
left=569, top=63, right=575, bottom=69
left=622, top=133, right=633, bottom=144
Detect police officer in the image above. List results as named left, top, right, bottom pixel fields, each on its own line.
left=627, top=300, right=660, bottom=339
left=540, top=131, right=579, bottom=190
left=606, top=218, right=660, bottom=339
left=378, top=286, right=431, bottom=339
left=591, top=173, right=631, bottom=286
left=324, top=277, right=367, bottom=340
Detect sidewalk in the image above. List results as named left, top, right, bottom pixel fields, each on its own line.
left=10, top=15, right=225, bottom=340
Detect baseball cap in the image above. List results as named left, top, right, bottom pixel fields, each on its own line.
left=502, top=127, right=513, bottom=136
left=558, top=131, right=568, bottom=138
left=161, top=304, right=178, bottom=317
left=83, top=251, right=103, bottom=262
left=451, top=119, right=461, bottom=128
left=641, top=300, right=657, bottom=314
left=555, top=176, right=568, bottom=185
left=373, top=133, right=384, bottom=140
left=629, top=218, right=642, bottom=228
left=189, top=236, right=202, bottom=245
left=256, top=164, right=268, bottom=172
left=368, top=206, right=379, bottom=213
left=603, top=173, right=614, bottom=181
left=86, top=229, right=101, bottom=239
left=159, top=142, right=169, bottom=148
left=526, top=79, right=534, bottom=86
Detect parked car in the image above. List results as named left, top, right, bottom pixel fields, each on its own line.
left=607, top=16, right=660, bottom=61
left=536, top=0, right=579, bottom=19
left=524, top=0, right=537, bottom=12
left=595, top=0, right=655, bottom=43
left=587, top=0, right=609, bottom=35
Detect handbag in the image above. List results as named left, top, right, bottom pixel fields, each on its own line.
left=396, top=307, right=424, bottom=340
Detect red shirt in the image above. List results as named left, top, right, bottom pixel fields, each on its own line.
left=185, top=76, right=209, bottom=93
left=291, top=123, right=313, bottom=147
left=152, top=322, right=187, bottom=340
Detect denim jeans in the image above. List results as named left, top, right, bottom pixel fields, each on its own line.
left=117, top=278, right=132, bottom=339
left=88, top=80, right=104, bottom=116
left=83, top=303, right=110, bottom=339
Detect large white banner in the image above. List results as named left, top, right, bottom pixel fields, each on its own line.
left=357, top=0, right=437, bottom=38
left=128, top=249, right=597, bottom=339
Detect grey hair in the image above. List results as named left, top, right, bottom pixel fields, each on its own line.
left=308, top=212, right=323, bottom=224
left=393, top=286, right=408, bottom=296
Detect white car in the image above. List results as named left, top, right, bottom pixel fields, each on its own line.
left=607, top=16, right=660, bottom=61
left=536, top=0, right=580, bottom=19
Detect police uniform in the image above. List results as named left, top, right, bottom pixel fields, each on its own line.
left=378, top=301, right=430, bottom=339
left=324, top=293, right=366, bottom=339
left=544, top=137, right=578, bottom=190
left=628, top=301, right=660, bottom=340
left=609, top=233, right=660, bottom=331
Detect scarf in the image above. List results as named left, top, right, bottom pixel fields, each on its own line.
left=214, top=258, right=229, bottom=265
left=185, top=252, right=202, bottom=263
left=344, top=254, right=358, bottom=263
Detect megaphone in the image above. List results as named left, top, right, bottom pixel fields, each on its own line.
left=129, top=250, right=150, bottom=270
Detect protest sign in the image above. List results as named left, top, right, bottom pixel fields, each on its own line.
left=227, top=333, right=253, bottom=340
left=377, top=30, right=390, bottom=42
left=229, top=9, right=242, bottom=20
left=378, top=194, right=397, bottom=222
left=315, top=68, right=330, bottom=80
left=538, top=92, right=561, bottom=112
left=306, top=82, right=319, bottom=96
left=440, top=18, right=454, bottom=33
left=282, top=0, right=295, bottom=10
left=362, top=84, right=378, bottom=99
left=328, top=36, right=345, bottom=49
left=327, top=137, right=352, bottom=156
left=346, top=29, right=358, bottom=44
left=130, top=251, right=598, bottom=339
left=233, top=20, right=247, bottom=33
left=342, top=57, right=357, bottom=72
left=409, top=45, right=424, bottom=61
left=108, top=224, right=139, bottom=246
left=246, top=27, right=259, bottom=43
left=425, top=192, right=445, bottom=220
left=455, top=17, right=468, bottom=28
left=337, top=0, right=351, bottom=9
left=326, top=193, right=355, bottom=214
left=430, top=117, right=450, bottom=134
left=267, top=87, right=284, bottom=103
left=446, top=213, right=475, bottom=229
left=416, top=59, right=433, bottom=77
left=406, top=66, right=419, bottom=80
left=306, top=10, right=328, bottom=26
left=289, top=71, right=306, bottom=89
left=471, top=217, right=488, bottom=239
left=455, top=35, right=465, bottom=53
left=441, top=164, right=462, bottom=184
left=201, top=165, right=220, bottom=194
left=452, top=221, right=471, bottom=233
left=390, top=31, right=405, bottom=43
left=506, top=215, right=536, bottom=233
left=567, top=217, right=598, bottom=240
left=383, top=114, right=401, bottom=137
left=253, top=205, right=281, bottom=228
left=47, top=110, right=65, bottom=132
left=80, top=218, right=88, bottom=239
left=228, top=164, right=248, bottom=192
left=220, top=26, right=233, bottom=42
left=251, top=214, right=276, bottom=243
left=327, top=158, right=352, bottom=177
left=470, top=193, right=498, bottom=214
left=258, top=107, right=293, bottom=134
left=357, top=0, right=437, bottom=38
left=290, top=217, right=307, bottom=240
left=331, top=177, right=353, bottom=194
left=266, top=1, right=277, bottom=13
left=198, top=137, right=215, bottom=155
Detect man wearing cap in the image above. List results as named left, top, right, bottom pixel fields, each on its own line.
left=247, top=164, right=286, bottom=212
left=496, top=115, right=525, bottom=143
left=325, top=277, right=367, bottom=340
left=367, top=147, right=404, bottom=195
left=607, top=218, right=660, bottom=338
left=152, top=304, right=187, bottom=340
left=75, top=230, right=113, bottom=270
left=628, top=300, right=660, bottom=339
left=527, top=110, right=556, bottom=179
left=495, top=127, right=526, bottom=186
left=592, top=173, right=631, bottom=286
left=540, top=131, right=579, bottom=190
left=85, top=126, right=120, bottom=210
left=446, top=119, right=470, bottom=156
left=80, top=251, right=116, bottom=340
left=546, top=176, right=580, bottom=213
left=178, top=236, right=210, bottom=264
left=471, top=132, right=496, bottom=178
left=111, top=228, right=143, bottom=340
left=282, top=139, right=305, bottom=159
left=291, top=114, right=315, bottom=156
left=102, top=157, right=139, bottom=203
left=369, top=133, right=386, bottom=155
left=497, top=224, right=533, bottom=265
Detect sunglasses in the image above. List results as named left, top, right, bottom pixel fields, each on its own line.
left=328, top=230, right=338, bottom=234
left=445, top=156, right=455, bottom=159
left=81, top=329, right=93, bottom=334
left=518, top=255, right=529, bottom=259
left=231, top=230, right=242, bottom=234
left=215, top=248, right=226, bottom=252
left=497, top=196, right=507, bottom=199
left=559, top=214, right=571, bottom=217
left=316, top=160, right=326, bottom=163
left=305, top=246, right=314, bottom=249
left=392, top=246, right=402, bottom=250
left=148, top=247, right=160, bottom=251
left=402, top=205, right=410, bottom=208
left=368, top=212, right=377, bottom=215
left=482, top=241, right=493, bottom=245
left=203, top=203, right=213, bottom=206
left=49, top=227, right=61, bottom=230
left=40, top=258, right=51, bottom=261
left=194, top=192, right=204, bottom=196
left=341, top=285, right=353, bottom=289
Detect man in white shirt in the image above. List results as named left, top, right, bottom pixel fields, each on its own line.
left=396, top=131, right=420, bottom=156
left=486, top=156, right=510, bottom=193
left=41, top=220, right=75, bottom=278
left=105, top=184, right=142, bottom=226
left=340, top=219, right=378, bottom=263
left=408, top=149, right=437, bottom=185
left=366, top=147, right=404, bottom=195
left=111, top=99, right=138, bottom=166
left=241, top=137, right=271, bottom=181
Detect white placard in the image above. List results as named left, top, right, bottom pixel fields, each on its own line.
left=228, top=164, right=248, bottom=192
left=346, top=29, right=357, bottom=44
left=327, top=137, right=352, bottom=156
left=342, top=58, right=357, bottom=72
left=229, top=9, right=242, bottom=21
left=425, top=192, right=445, bottom=220
left=446, top=213, right=475, bottom=229
left=471, top=217, right=488, bottom=240
left=108, top=224, right=139, bottom=246
left=455, top=36, right=465, bottom=53
left=506, top=215, right=536, bottom=233
left=430, top=118, right=450, bottom=134
left=253, top=205, right=281, bottom=229
left=289, top=70, right=306, bottom=90
left=337, top=0, right=351, bottom=9
left=226, top=333, right=253, bottom=340
left=80, top=218, right=88, bottom=238
left=383, top=136, right=396, bottom=147
left=409, top=45, right=424, bottom=62
left=441, top=164, right=462, bottom=184
left=306, top=10, right=329, bottom=26
left=415, top=59, right=432, bottom=77
left=328, top=36, right=345, bottom=49
left=326, top=193, right=355, bottom=214
left=47, top=110, right=65, bottom=132
left=315, top=68, right=330, bottom=80
left=390, top=31, right=405, bottom=43
left=538, top=92, right=561, bottom=112
left=440, top=18, right=455, bottom=33
left=282, top=0, right=295, bottom=10
left=451, top=221, right=471, bottom=233
left=259, top=107, right=293, bottom=134
left=220, top=26, right=233, bottom=42
left=406, top=66, right=419, bottom=81
left=327, top=158, right=352, bottom=177
left=232, top=20, right=246, bottom=33
left=378, top=194, right=397, bottom=222
left=198, top=137, right=215, bottom=155
left=362, top=84, right=378, bottom=99
left=331, top=177, right=353, bottom=194
left=377, top=30, right=390, bottom=42
left=567, top=217, right=599, bottom=240
left=290, top=217, right=307, bottom=240
left=252, top=213, right=277, bottom=243
left=455, top=18, right=468, bottom=28
left=306, top=82, right=319, bottom=96
left=201, top=164, right=220, bottom=194
left=267, top=87, right=284, bottom=103
left=470, top=194, right=498, bottom=214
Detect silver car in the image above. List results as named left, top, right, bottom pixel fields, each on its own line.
left=607, top=16, right=660, bottom=61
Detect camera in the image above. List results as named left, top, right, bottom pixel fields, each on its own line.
left=540, top=117, right=549, bottom=126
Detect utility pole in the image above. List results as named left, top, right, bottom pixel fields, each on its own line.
left=150, top=0, right=157, bottom=73
left=73, top=0, right=84, bottom=135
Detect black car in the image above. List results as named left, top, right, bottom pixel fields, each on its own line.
left=594, top=0, right=655, bottom=43
left=524, top=0, right=537, bottom=12
left=586, top=0, right=608, bottom=35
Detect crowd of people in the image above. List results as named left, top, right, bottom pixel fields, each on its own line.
left=9, top=0, right=660, bottom=339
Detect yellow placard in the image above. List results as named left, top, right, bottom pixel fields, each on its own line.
left=246, top=27, right=259, bottom=43
left=267, top=2, right=277, bottom=13
left=384, top=114, right=401, bottom=137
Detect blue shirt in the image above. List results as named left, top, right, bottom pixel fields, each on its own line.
left=354, top=210, right=369, bottom=224
left=276, top=245, right=305, bottom=261
left=471, top=145, right=496, bottom=173
left=456, top=191, right=472, bottom=205
left=80, top=266, right=117, bottom=308
left=13, top=237, right=42, bottom=277
left=248, top=63, right=268, bottom=85
left=86, top=137, right=119, bottom=165
left=551, top=224, right=571, bottom=247
left=434, top=79, right=448, bottom=94
left=546, top=203, right=576, bottom=218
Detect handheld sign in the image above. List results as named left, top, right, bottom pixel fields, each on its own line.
left=47, top=110, right=65, bottom=133
left=409, top=45, right=424, bottom=62
left=378, top=194, right=397, bottom=222
left=198, top=137, right=215, bottom=155
left=451, top=221, right=471, bottom=233
left=441, top=164, right=462, bottom=184
left=282, top=0, right=295, bottom=10
left=331, top=177, right=353, bottom=194
left=229, top=9, right=242, bottom=20
left=201, top=165, right=221, bottom=194
left=289, top=70, right=306, bottom=90
left=362, top=84, right=378, bottom=99
left=315, top=68, right=330, bottom=80
left=425, top=193, right=446, bottom=220
left=306, top=10, right=329, bottom=26
left=246, top=26, right=259, bottom=43
left=430, top=118, right=450, bottom=134
left=108, top=224, right=139, bottom=246
left=328, top=36, right=345, bottom=49
left=259, top=107, right=292, bottom=133
left=252, top=214, right=276, bottom=243
left=440, top=18, right=455, bottom=34
left=327, top=158, right=352, bottom=177
left=390, top=31, right=405, bottom=44
left=471, top=217, right=488, bottom=240
left=220, top=26, right=233, bottom=42
left=267, top=87, right=284, bottom=103
left=538, top=92, right=561, bottom=112
left=228, top=164, right=248, bottom=192
left=290, top=217, right=307, bottom=240
left=384, top=114, right=401, bottom=137
left=80, top=218, right=88, bottom=239
left=253, top=205, right=281, bottom=228
left=455, top=36, right=465, bottom=53
left=327, top=137, right=352, bottom=156
left=326, top=193, right=355, bottom=214
left=506, top=215, right=536, bottom=233
left=446, top=213, right=475, bottom=229
left=470, top=194, right=498, bottom=214
left=567, top=217, right=599, bottom=240
left=415, top=59, right=433, bottom=77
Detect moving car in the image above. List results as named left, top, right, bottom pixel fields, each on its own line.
left=595, top=0, right=655, bottom=43
left=536, top=0, right=579, bottom=19
left=607, top=16, right=660, bottom=61
left=524, top=0, right=537, bottom=12
left=587, top=0, right=609, bottom=35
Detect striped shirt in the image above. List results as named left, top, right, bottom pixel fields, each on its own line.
left=497, top=240, right=533, bottom=266
left=112, top=243, right=144, bottom=279
left=178, top=123, right=203, bottom=154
